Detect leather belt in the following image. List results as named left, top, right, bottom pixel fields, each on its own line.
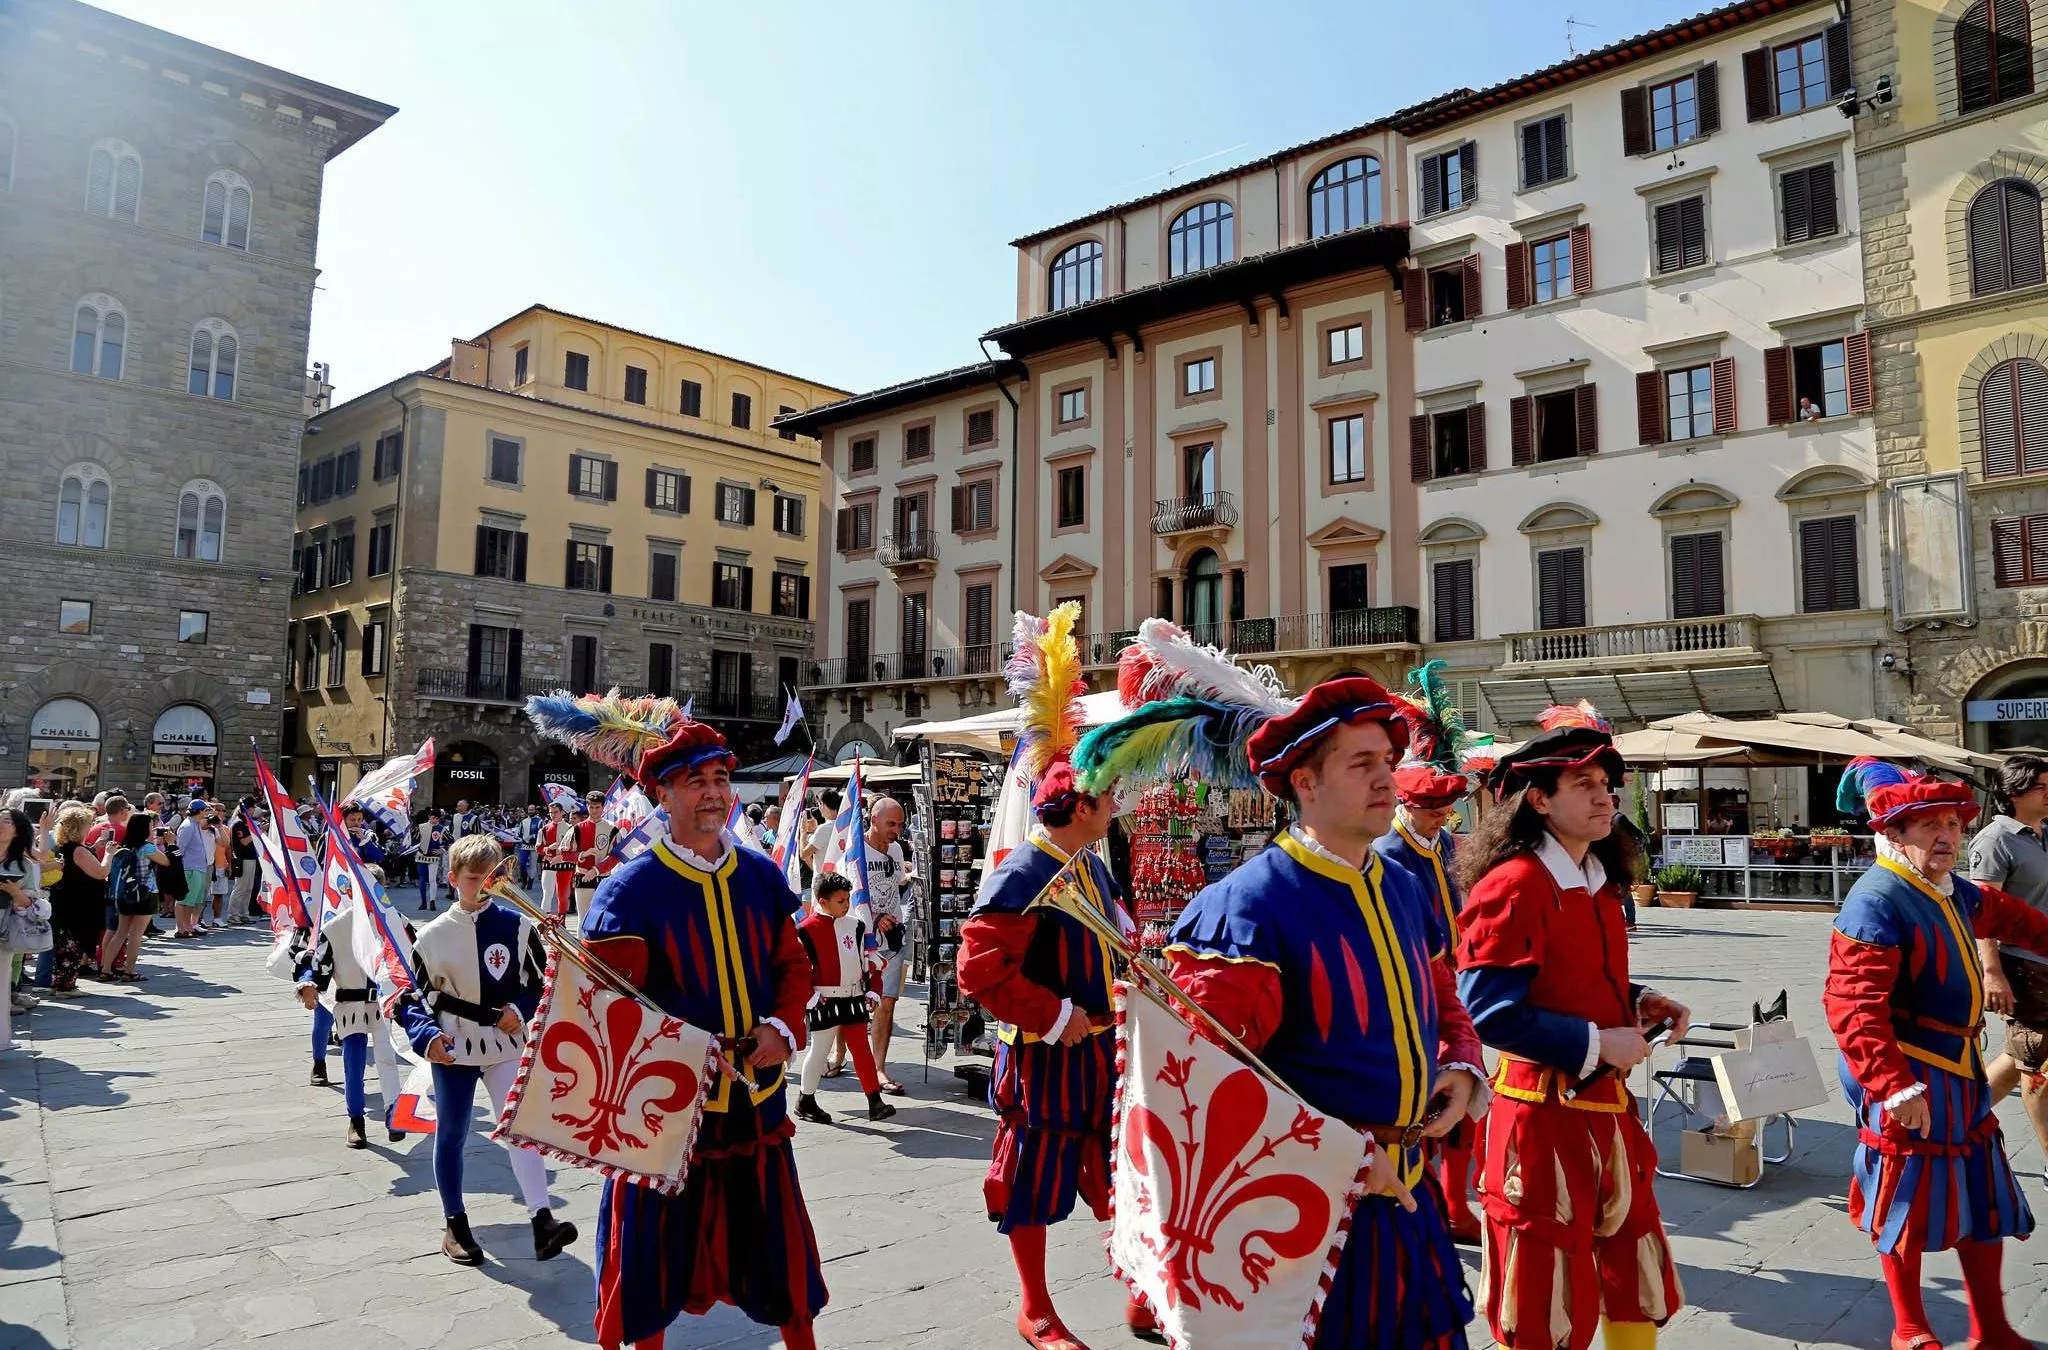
left=433, top=992, right=502, bottom=1026
left=333, top=988, right=371, bottom=1004
left=1355, top=1121, right=1428, bottom=1150
left=1892, top=1009, right=1982, bottom=1039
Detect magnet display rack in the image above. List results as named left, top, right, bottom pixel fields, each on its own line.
left=920, top=749, right=1002, bottom=1085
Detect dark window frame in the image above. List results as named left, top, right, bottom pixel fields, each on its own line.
left=1049, top=240, right=1103, bottom=311
left=563, top=351, right=590, bottom=391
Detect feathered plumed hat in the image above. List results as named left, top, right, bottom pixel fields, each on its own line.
left=1835, top=755, right=1914, bottom=826
left=1391, top=661, right=1473, bottom=809
left=1073, top=619, right=1407, bottom=801
left=1484, top=701, right=1624, bottom=800
left=1864, top=778, right=1979, bottom=831
left=524, top=690, right=735, bottom=789
left=1007, top=603, right=1090, bottom=814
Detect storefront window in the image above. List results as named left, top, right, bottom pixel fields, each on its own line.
left=149, top=704, right=219, bottom=799
left=27, top=697, right=100, bottom=797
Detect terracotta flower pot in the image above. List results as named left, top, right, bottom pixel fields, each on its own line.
left=1657, top=890, right=1697, bottom=909
left=1631, top=884, right=1658, bottom=908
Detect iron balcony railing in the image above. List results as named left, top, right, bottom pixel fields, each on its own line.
left=1151, top=491, right=1239, bottom=535
left=877, top=530, right=940, bottom=567
left=1504, top=614, right=1761, bottom=665
left=1229, top=608, right=1421, bottom=654
left=415, top=666, right=550, bottom=703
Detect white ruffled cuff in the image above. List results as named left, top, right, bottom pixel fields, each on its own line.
left=1881, top=1082, right=1928, bottom=1112
left=1580, top=1023, right=1602, bottom=1080
left=762, top=1016, right=797, bottom=1054
left=1043, top=998, right=1075, bottom=1043
left=1440, top=1061, right=1492, bottom=1118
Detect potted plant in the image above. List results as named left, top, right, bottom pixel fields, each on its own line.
left=1654, top=863, right=1705, bottom=909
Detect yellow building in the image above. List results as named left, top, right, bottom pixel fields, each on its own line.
left=1853, top=0, right=2048, bottom=750
left=287, top=305, right=847, bottom=804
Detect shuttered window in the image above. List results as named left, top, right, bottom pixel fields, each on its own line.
left=1957, top=0, right=2035, bottom=114
left=647, top=643, right=674, bottom=697
left=1799, top=516, right=1861, bottom=611
left=850, top=436, right=877, bottom=472
left=1981, top=358, right=2048, bottom=477
left=1433, top=559, right=1475, bottom=642
left=1779, top=161, right=1839, bottom=244
left=1968, top=179, right=2046, bottom=296
left=1521, top=114, right=1568, bottom=188
left=1992, top=514, right=2048, bottom=587
left=1654, top=196, right=1708, bottom=274
left=845, top=599, right=872, bottom=670
left=1536, top=547, right=1587, bottom=630
left=1419, top=142, right=1477, bottom=217
left=1669, top=532, right=1727, bottom=619
left=965, top=584, right=994, bottom=649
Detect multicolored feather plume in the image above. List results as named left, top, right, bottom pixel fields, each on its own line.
left=1836, top=754, right=1915, bottom=822
left=525, top=689, right=684, bottom=776
left=1394, top=660, right=1472, bottom=771
left=1537, top=700, right=1611, bottom=735
left=1113, top=617, right=1293, bottom=714
left=1006, top=603, right=1086, bottom=781
left=1073, top=696, right=1268, bottom=795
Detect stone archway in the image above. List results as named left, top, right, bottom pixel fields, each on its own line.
left=1962, top=656, right=2048, bottom=753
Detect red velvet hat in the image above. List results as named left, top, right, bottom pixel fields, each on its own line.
left=1394, top=764, right=1469, bottom=809
left=1866, top=779, right=1979, bottom=831
left=1032, top=757, right=1083, bottom=815
left=1246, top=677, right=1408, bottom=799
left=635, top=719, right=738, bottom=790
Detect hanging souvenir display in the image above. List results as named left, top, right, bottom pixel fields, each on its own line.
left=1127, top=782, right=1205, bottom=954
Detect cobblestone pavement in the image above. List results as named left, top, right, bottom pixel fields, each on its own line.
left=5, top=906, right=2048, bottom=1349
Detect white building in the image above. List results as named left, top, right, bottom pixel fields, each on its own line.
left=1400, top=0, right=1890, bottom=776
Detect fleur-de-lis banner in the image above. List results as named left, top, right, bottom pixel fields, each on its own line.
left=1110, top=983, right=1372, bottom=1350
left=492, top=953, right=720, bottom=1195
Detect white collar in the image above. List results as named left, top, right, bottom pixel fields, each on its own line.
left=665, top=830, right=733, bottom=872
left=1536, top=832, right=1607, bottom=894
left=1877, top=834, right=1955, bottom=896
left=1288, top=825, right=1373, bottom=876
left=449, top=900, right=487, bottom=924
left=1028, top=826, right=1069, bottom=862
left=1395, top=810, right=1441, bottom=856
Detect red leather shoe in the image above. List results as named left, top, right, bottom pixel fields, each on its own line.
left=1016, top=1314, right=1092, bottom=1350
left=1126, top=1297, right=1164, bottom=1342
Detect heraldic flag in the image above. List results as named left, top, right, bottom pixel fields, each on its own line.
left=492, top=950, right=721, bottom=1195
left=1110, top=982, right=1372, bottom=1350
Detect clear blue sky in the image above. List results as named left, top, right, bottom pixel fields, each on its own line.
left=102, top=0, right=1699, bottom=403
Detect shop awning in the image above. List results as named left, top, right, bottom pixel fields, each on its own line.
left=1479, top=665, right=1782, bottom=730
left=894, top=690, right=1131, bottom=752
left=1651, top=712, right=1985, bottom=774
left=734, top=752, right=816, bottom=783
left=800, top=762, right=923, bottom=788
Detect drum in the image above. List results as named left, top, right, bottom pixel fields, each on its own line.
left=1999, top=945, right=2048, bottom=1030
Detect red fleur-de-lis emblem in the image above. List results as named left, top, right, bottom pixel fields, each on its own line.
left=535, top=986, right=699, bottom=1155
left=1122, top=1055, right=1332, bottom=1311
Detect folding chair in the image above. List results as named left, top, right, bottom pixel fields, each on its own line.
left=1640, top=989, right=1797, bottom=1187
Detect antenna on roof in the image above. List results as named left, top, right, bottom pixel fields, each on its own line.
left=1565, top=14, right=1595, bottom=57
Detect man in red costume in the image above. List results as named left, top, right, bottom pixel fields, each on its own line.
left=1455, top=705, right=1688, bottom=1350
left=1826, top=776, right=2048, bottom=1350
left=537, top=800, right=576, bottom=918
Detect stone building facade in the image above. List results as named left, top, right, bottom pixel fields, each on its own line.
left=1852, top=0, right=2048, bottom=752
left=287, top=308, right=844, bottom=806
left=0, top=0, right=391, bottom=802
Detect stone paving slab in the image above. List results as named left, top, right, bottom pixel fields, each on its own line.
left=8, top=910, right=2048, bottom=1348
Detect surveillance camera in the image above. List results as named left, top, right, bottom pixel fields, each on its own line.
left=1880, top=652, right=1897, bottom=669
left=1838, top=88, right=1860, bottom=117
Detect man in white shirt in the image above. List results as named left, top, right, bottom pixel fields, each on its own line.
left=800, top=790, right=841, bottom=896
left=863, top=797, right=912, bottom=1095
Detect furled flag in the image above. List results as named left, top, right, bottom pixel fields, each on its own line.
left=343, top=738, right=434, bottom=841
left=318, top=798, right=419, bottom=1013
left=770, top=754, right=814, bottom=893
left=540, top=782, right=581, bottom=813
left=815, top=759, right=874, bottom=929
left=253, top=749, right=318, bottom=931
left=773, top=691, right=805, bottom=746
left=985, top=742, right=1035, bottom=874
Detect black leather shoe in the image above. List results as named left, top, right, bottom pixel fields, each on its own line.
left=532, top=1207, right=577, bottom=1261
left=867, top=1092, right=897, bottom=1122
left=794, top=1093, right=833, bottom=1125
left=309, top=1062, right=330, bottom=1087
left=441, top=1213, right=484, bottom=1266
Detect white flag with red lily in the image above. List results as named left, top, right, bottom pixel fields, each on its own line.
left=1109, top=982, right=1371, bottom=1350
left=492, top=950, right=721, bottom=1194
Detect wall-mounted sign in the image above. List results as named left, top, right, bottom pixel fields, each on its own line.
left=540, top=772, right=579, bottom=784
left=1966, top=698, right=2048, bottom=723
left=445, top=768, right=488, bottom=781
left=152, top=705, right=219, bottom=754
left=29, top=698, right=100, bottom=748
left=247, top=689, right=272, bottom=705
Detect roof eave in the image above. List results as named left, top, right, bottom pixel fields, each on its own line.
left=773, top=360, right=1025, bottom=439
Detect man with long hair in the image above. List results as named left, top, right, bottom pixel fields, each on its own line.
left=1827, top=775, right=2048, bottom=1350
left=1455, top=704, right=1688, bottom=1350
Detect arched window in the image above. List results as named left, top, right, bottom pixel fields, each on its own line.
left=1969, top=178, right=2046, bottom=295
left=187, top=319, right=238, bottom=400
left=1981, top=357, right=2048, bottom=477
left=1957, top=0, right=2035, bottom=113
left=1184, top=549, right=1223, bottom=645
left=85, top=138, right=141, bottom=222
left=1048, top=240, right=1102, bottom=311
left=57, top=464, right=111, bottom=549
left=202, top=170, right=252, bottom=249
left=70, top=294, right=124, bottom=379
left=176, top=478, right=227, bottom=561
left=0, top=114, right=15, bottom=193
left=1308, top=156, right=1382, bottom=239
left=1168, top=201, right=1235, bottom=277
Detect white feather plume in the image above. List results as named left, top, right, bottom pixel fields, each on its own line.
left=1128, top=617, right=1295, bottom=715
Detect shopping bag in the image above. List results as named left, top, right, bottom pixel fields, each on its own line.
left=1711, top=1019, right=1827, bottom=1122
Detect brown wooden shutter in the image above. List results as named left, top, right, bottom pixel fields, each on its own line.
left=512, top=532, right=527, bottom=581
left=1696, top=62, right=1722, bottom=133
left=1782, top=164, right=1811, bottom=243
left=644, top=468, right=657, bottom=509
left=1458, top=142, right=1476, bottom=205
left=836, top=509, right=852, bottom=552
left=1765, top=346, right=1794, bottom=423
left=1620, top=86, right=1649, bottom=156
left=1993, top=516, right=2025, bottom=587
left=598, top=544, right=614, bottom=594
left=1810, top=162, right=1839, bottom=238
left=1636, top=370, right=1665, bottom=446
left=1712, top=356, right=1738, bottom=435
left=1671, top=533, right=1702, bottom=619
left=506, top=628, right=524, bottom=695
left=474, top=525, right=488, bottom=575
left=1402, top=268, right=1426, bottom=332
left=1845, top=330, right=1874, bottom=413
left=1461, top=253, right=1481, bottom=318
left=2020, top=358, right=2048, bottom=474
left=564, top=539, right=577, bottom=588
left=1984, top=359, right=2022, bottom=476
left=1466, top=403, right=1488, bottom=471
left=797, top=576, right=811, bottom=619
left=1510, top=395, right=1534, bottom=465
left=1505, top=241, right=1530, bottom=309
left=680, top=474, right=691, bottom=513
left=1421, top=155, right=1444, bottom=216
left=1569, top=224, right=1593, bottom=293
left=1575, top=383, right=1600, bottom=456
left=1826, top=22, right=1853, bottom=97
left=742, top=487, right=758, bottom=526
left=950, top=485, right=965, bottom=532
left=892, top=495, right=906, bottom=538
left=1409, top=413, right=1432, bottom=482
left=1743, top=46, right=1774, bottom=120
left=741, top=567, right=754, bottom=611
left=603, top=460, right=619, bottom=501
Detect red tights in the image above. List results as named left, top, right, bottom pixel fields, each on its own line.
left=1881, top=1239, right=2020, bottom=1348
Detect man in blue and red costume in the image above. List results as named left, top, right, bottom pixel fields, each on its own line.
left=1455, top=703, right=1688, bottom=1350
left=1376, top=748, right=1480, bottom=1244
left=1825, top=774, right=2048, bottom=1350
left=1163, top=675, right=1488, bottom=1350
left=577, top=714, right=825, bottom=1350
left=956, top=601, right=1155, bottom=1350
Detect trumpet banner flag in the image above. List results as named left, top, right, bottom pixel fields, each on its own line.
left=1109, top=982, right=1371, bottom=1350
left=492, top=951, right=721, bottom=1195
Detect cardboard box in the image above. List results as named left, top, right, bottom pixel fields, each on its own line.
left=1680, top=1126, right=1762, bottom=1186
